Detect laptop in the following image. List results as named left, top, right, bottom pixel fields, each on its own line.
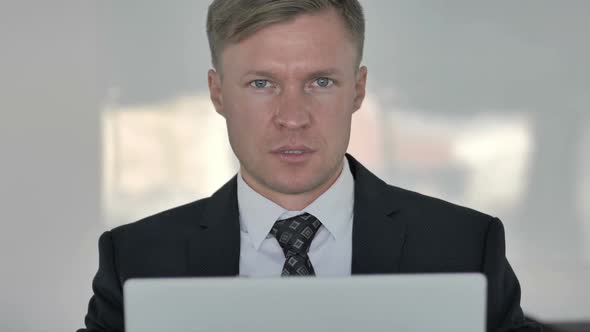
left=124, top=273, right=486, bottom=332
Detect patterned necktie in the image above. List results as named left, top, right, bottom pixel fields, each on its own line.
left=271, top=213, right=323, bottom=276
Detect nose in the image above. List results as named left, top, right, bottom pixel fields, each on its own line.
left=273, top=85, right=311, bottom=130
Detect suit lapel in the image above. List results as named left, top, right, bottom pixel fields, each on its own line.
left=347, top=154, right=407, bottom=275
left=187, top=154, right=408, bottom=276
left=187, top=176, right=240, bottom=276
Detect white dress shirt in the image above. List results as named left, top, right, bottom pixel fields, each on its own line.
left=238, top=158, right=354, bottom=277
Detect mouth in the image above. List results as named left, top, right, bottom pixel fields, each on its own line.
left=279, top=150, right=306, bottom=155
left=271, top=146, right=315, bottom=163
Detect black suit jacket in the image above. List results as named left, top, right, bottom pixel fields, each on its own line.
left=79, top=154, right=540, bottom=332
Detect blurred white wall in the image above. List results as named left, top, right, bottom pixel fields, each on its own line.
left=1, top=1, right=589, bottom=331
left=0, top=1, right=104, bottom=331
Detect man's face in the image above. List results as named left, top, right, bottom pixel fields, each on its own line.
left=208, top=9, right=367, bottom=208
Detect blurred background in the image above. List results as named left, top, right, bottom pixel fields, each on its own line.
left=1, top=1, right=588, bottom=331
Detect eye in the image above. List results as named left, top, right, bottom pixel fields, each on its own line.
left=313, top=77, right=333, bottom=88
left=250, top=79, right=270, bottom=89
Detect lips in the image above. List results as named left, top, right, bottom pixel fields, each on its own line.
left=271, top=146, right=315, bottom=162
left=271, top=146, right=314, bottom=154
left=281, top=150, right=306, bottom=154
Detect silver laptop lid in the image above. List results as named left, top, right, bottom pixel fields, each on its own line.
left=124, top=273, right=486, bottom=332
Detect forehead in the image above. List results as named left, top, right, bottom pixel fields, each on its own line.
left=220, top=9, right=357, bottom=76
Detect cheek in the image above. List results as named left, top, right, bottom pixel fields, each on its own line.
left=226, top=89, right=275, bottom=120
left=315, top=97, right=354, bottom=136
left=224, top=95, right=274, bottom=147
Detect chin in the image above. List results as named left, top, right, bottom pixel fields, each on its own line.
left=270, top=181, right=312, bottom=196
left=268, top=174, right=326, bottom=196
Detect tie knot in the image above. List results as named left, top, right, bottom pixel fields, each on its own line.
left=271, top=213, right=322, bottom=257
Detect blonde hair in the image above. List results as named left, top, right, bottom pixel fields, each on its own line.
left=206, top=0, right=365, bottom=69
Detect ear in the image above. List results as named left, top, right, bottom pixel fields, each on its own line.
left=208, top=69, right=224, bottom=117
left=352, top=66, right=368, bottom=112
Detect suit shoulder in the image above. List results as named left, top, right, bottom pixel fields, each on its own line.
left=109, top=196, right=211, bottom=238
left=384, top=185, right=503, bottom=272
left=385, top=184, right=494, bottom=226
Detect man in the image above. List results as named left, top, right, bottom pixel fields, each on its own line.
left=79, top=1, right=541, bottom=331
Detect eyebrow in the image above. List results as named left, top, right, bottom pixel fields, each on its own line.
left=305, top=69, right=342, bottom=80
left=242, top=70, right=276, bottom=80
left=241, top=68, right=343, bottom=81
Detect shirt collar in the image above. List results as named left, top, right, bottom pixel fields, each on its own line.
left=303, top=157, right=354, bottom=241
left=237, top=157, right=354, bottom=251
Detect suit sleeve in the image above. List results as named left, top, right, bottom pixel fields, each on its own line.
left=77, top=231, right=124, bottom=332
left=483, top=217, right=542, bottom=332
